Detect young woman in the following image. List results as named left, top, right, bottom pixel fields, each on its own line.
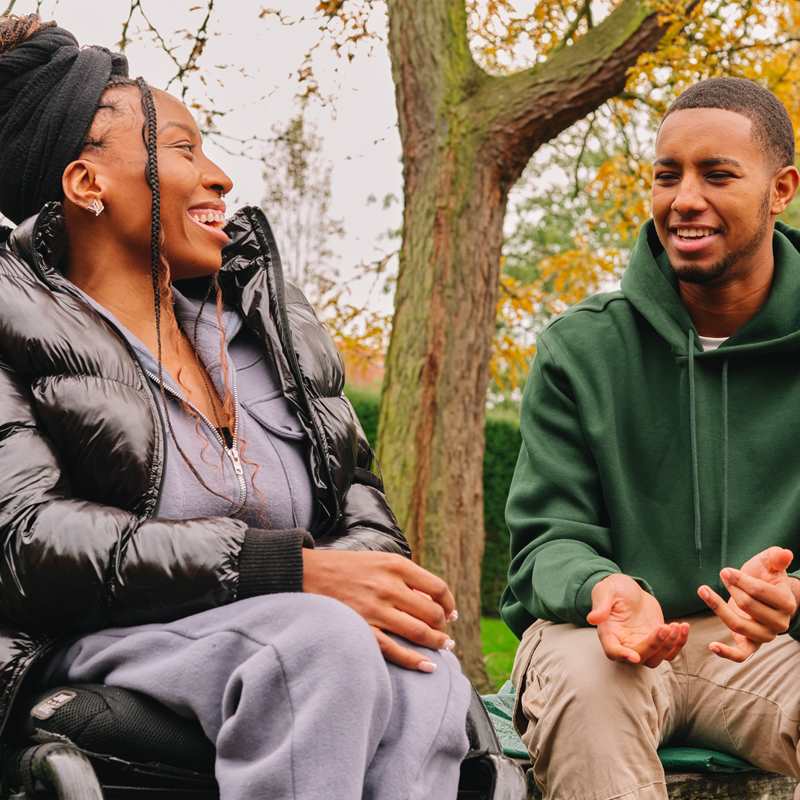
left=0, top=15, right=470, bottom=799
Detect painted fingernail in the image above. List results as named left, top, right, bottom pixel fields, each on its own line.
left=721, top=568, right=733, bottom=582
left=418, top=660, right=438, bottom=673
left=443, top=638, right=456, bottom=651
left=448, top=610, right=459, bottom=622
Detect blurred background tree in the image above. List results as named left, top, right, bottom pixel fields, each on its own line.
left=260, top=113, right=344, bottom=292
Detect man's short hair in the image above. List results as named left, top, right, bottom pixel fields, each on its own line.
left=662, top=77, right=795, bottom=169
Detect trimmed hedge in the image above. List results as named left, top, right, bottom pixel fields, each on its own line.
left=345, top=386, right=520, bottom=617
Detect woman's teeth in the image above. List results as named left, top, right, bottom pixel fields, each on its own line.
left=188, top=209, right=226, bottom=226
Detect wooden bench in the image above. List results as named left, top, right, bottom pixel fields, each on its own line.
left=522, top=762, right=798, bottom=799
left=665, top=772, right=797, bottom=800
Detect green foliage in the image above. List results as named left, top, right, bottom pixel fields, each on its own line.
left=482, top=412, right=521, bottom=617
left=481, top=616, right=519, bottom=690
left=346, top=386, right=520, bottom=617
left=345, top=385, right=380, bottom=445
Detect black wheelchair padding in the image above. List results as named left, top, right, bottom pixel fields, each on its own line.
left=25, top=685, right=215, bottom=775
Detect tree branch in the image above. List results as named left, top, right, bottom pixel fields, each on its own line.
left=475, top=0, right=702, bottom=186
left=555, top=0, right=591, bottom=52
left=572, top=113, right=595, bottom=198
left=1, top=0, right=18, bottom=16
left=118, top=1, right=137, bottom=51
left=117, top=0, right=215, bottom=98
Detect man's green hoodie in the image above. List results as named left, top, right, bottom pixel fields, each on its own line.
left=501, top=220, right=800, bottom=640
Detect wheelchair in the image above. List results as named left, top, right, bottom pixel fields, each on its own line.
left=0, top=680, right=527, bottom=799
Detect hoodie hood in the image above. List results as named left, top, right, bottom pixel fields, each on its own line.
left=621, top=219, right=800, bottom=358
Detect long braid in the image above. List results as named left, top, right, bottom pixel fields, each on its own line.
left=135, top=77, right=238, bottom=509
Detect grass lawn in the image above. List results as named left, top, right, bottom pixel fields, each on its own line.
left=480, top=616, right=519, bottom=691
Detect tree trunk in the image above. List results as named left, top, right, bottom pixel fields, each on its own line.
left=379, top=129, right=509, bottom=689
left=380, top=0, right=698, bottom=688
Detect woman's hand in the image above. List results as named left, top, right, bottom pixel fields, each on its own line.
left=302, top=549, right=457, bottom=672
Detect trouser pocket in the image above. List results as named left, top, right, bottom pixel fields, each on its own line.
left=511, top=619, right=550, bottom=738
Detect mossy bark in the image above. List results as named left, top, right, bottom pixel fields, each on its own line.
left=380, top=0, right=684, bottom=688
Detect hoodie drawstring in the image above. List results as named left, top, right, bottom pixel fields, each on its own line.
left=687, top=329, right=730, bottom=569
left=720, top=358, right=729, bottom=569
left=688, top=330, right=702, bottom=566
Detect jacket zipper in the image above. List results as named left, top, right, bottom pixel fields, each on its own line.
left=144, top=367, right=247, bottom=515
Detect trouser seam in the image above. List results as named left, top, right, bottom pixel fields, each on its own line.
left=685, top=671, right=800, bottom=723
left=70, top=625, right=275, bottom=650
left=262, top=641, right=298, bottom=800
left=404, top=662, right=455, bottom=800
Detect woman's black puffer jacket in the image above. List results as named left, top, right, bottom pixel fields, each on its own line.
left=0, top=201, right=408, bottom=737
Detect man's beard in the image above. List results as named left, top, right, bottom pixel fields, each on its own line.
left=671, top=192, right=771, bottom=285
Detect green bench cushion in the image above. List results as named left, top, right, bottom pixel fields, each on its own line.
left=481, top=681, right=753, bottom=773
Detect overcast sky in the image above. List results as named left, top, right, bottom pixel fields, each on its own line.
left=11, top=0, right=402, bottom=307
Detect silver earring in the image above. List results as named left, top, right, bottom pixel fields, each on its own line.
left=87, top=199, right=104, bottom=217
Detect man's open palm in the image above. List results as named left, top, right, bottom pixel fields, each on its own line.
left=588, top=574, right=690, bottom=667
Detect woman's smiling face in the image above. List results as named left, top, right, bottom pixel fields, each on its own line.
left=74, top=85, right=234, bottom=280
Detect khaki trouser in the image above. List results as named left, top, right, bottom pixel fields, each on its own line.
left=511, top=612, right=800, bottom=800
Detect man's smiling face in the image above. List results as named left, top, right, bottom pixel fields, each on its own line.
left=652, top=107, right=777, bottom=285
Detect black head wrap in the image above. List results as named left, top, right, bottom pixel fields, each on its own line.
left=0, top=25, right=129, bottom=223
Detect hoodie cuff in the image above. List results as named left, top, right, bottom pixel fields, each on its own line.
left=576, top=570, right=656, bottom=625
left=575, top=569, right=618, bottom=623
left=238, top=528, right=315, bottom=599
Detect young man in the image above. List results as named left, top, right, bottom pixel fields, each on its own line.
left=502, top=77, right=800, bottom=799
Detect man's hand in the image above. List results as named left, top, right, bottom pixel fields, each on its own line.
left=302, top=549, right=457, bottom=672
left=698, top=546, right=800, bottom=662
left=588, top=574, right=690, bottom=667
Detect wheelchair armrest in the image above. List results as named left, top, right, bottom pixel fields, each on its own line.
left=466, top=685, right=504, bottom=758
left=4, top=741, right=103, bottom=799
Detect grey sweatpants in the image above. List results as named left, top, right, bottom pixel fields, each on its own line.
left=42, top=593, right=471, bottom=800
